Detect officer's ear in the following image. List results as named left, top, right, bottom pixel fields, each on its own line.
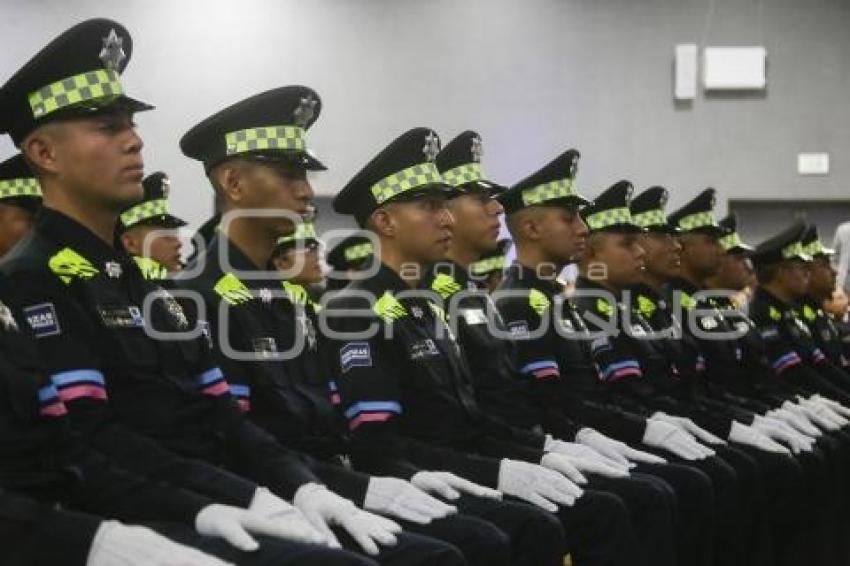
left=212, top=161, right=246, bottom=205
left=368, top=207, right=396, bottom=238
left=120, top=228, right=142, bottom=256
left=21, top=123, right=65, bottom=176
left=507, top=209, right=540, bottom=242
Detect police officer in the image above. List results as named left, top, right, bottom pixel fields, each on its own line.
left=424, top=131, right=678, bottom=566
left=0, top=18, right=424, bottom=565
left=116, top=171, right=187, bottom=279
left=467, top=238, right=511, bottom=294
left=325, top=234, right=374, bottom=291
left=178, top=86, right=503, bottom=565
left=0, top=153, right=41, bottom=257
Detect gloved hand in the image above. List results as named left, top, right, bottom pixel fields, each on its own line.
left=248, top=487, right=329, bottom=545
left=767, top=405, right=822, bottom=436
left=809, top=394, right=850, bottom=418
left=411, top=471, right=503, bottom=501
left=540, top=452, right=587, bottom=484
left=643, top=418, right=715, bottom=460
left=751, top=416, right=815, bottom=454
left=497, top=459, right=583, bottom=512
left=575, top=427, right=667, bottom=467
left=728, top=421, right=792, bottom=455
left=544, top=435, right=630, bottom=478
left=795, top=399, right=848, bottom=429
left=196, top=503, right=331, bottom=552
left=87, top=521, right=233, bottom=566
left=651, top=412, right=727, bottom=445
left=364, top=476, right=457, bottom=524
left=294, top=483, right=401, bottom=556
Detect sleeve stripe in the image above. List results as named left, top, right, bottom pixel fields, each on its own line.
left=229, top=384, right=250, bottom=398
left=344, top=401, right=403, bottom=419
left=520, top=360, right=559, bottom=373
left=58, top=384, right=108, bottom=402
left=773, top=352, right=802, bottom=373
left=201, top=380, right=230, bottom=396
left=350, top=412, right=396, bottom=430
left=602, top=360, right=642, bottom=381
left=813, top=349, right=826, bottom=363
left=50, top=369, right=105, bottom=387
left=37, top=384, right=60, bottom=403
left=198, top=367, right=225, bottom=385
left=237, top=399, right=251, bottom=412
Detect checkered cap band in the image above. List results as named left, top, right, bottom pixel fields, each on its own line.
left=521, top=178, right=576, bottom=206
left=719, top=231, right=744, bottom=251
left=803, top=239, right=828, bottom=257
left=632, top=208, right=667, bottom=228
left=470, top=255, right=506, bottom=276
left=370, top=162, right=443, bottom=205
left=28, top=69, right=124, bottom=119
left=224, top=125, right=306, bottom=156
left=782, top=241, right=811, bottom=261
left=677, top=211, right=717, bottom=231
left=344, top=242, right=373, bottom=262
left=120, top=198, right=169, bottom=227
left=0, top=177, right=41, bottom=199
left=586, top=206, right=633, bottom=230
left=277, top=222, right=317, bottom=245
left=441, top=163, right=483, bottom=187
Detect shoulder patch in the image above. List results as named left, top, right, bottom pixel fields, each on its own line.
left=133, top=256, right=167, bottom=280
left=637, top=295, right=656, bottom=319
left=431, top=273, right=462, bottom=300
left=48, top=247, right=98, bottom=285
left=528, top=288, right=551, bottom=316
left=23, top=303, right=61, bottom=337
left=596, top=297, right=614, bottom=318
left=679, top=292, right=695, bottom=310
left=802, top=304, right=817, bottom=322
left=340, top=342, right=372, bottom=373
left=214, top=273, right=253, bottom=305
left=769, top=306, right=782, bottom=321
left=374, top=292, right=407, bottom=322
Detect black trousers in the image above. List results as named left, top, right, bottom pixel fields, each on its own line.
left=588, top=472, right=677, bottom=566
left=400, top=510, right=512, bottom=566
left=454, top=494, right=566, bottom=566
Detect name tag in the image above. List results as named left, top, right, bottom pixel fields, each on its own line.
left=460, top=308, right=488, bottom=325
left=409, top=339, right=441, bottom=361
left=98, top=305, right=145, bottom=329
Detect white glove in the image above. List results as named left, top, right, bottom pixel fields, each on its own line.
left=575, top=428, right=667, bottom=466
left=651, top=412, right=727, bottom=445
left=768, top=405, right=822, bottom=436
left=643, top=419, right=715, bottom=460
left=497, top=458, right=583, bottom=512
left=411, top=471, right=503, bottom=501
left=728, top=421, right=792, bottom=455
left=809, top=394, right=850, bottom=418
left=87, top=521, right=233, bottom=566
left=544, top=436, right=630, bottom=478
left=364, top=476, right=457, bottom=524
left=540, top=452, right=588, bottom=484
left=796, top=399, right=848, bottom=429
left=247, top=487, right=330, bottom=545
left=197, top=503, right=331, bottom=552
left=294, top=483, right=401, bottom=556
left=751, top=416, right=815, bottom=454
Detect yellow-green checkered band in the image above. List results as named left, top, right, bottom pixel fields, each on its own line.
left=782, top=241, right=811, bottom=261
left=0, top=178, right=41, bottom=199
left=277, top=222, right=317, bottom=245
left=224, top=125, right=306, bottom=156
left=120, top=198, right=169, bottom=227
left=344, top=242, right=373, bottom=262
left=586, top=206, right=633, bottom=230
left=632, top=209, right=667, bottom=228
left=469, top=255, right=506, bottom=276
left=719, top=231, right=744, bottom=252
left=521, top=178, right=576, bottom=206
left=803, top=239, right=826, bottom=257
left=441, top=163, right=483, bottom=187
left=370, top=162, right=443, bottom=205
left=28, top=69, right=123, bottom=119
left=677, top=211, right=717, bottom=231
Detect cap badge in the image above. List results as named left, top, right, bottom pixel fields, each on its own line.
left=99, top=29, right=126, bottom=72
left=423, top=132, right=440, bottom=162
left=293, top=96, right=318, bottom=128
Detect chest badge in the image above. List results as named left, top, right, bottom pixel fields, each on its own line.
left=104, top=261, right=123, bottom=278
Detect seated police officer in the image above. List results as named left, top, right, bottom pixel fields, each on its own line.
left=0, top=154, right=41, bottom=258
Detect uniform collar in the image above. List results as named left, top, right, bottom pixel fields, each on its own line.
left=754, top=286, right=791, bottom=312
left=504, top=261, right=561, bottom=296
left=360, top=256, right=419, bottom=295
left=36, top=206, right=127, bottom=266
left=631, top=282, right=662, bottom=302
left=575, top=274, right=621, bottom=299
left=668, top=276, right=701, bottom=295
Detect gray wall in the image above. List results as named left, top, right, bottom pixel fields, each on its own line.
left=2, top=0, right=849, bottom=240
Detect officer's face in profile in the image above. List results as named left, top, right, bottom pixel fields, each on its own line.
left=23, top=111, right=144, bottom=212
left=525, top=206, right=588, bottom=265
left=586, top=232, right=646, bottom=289
left=638, top=232, right=681, bottom=281
left=679, top=232, right=723, bottom=277
left=121, top=224, right=183, bottom=272
left=272, top=245, right=324, bottom=285
left=372, top=194, right=454, bottom=265
left=776, top=260, right=810, bottom=298
left=807, top=256, right=836, bottom=300
left=446, top=192, right=504, bottom=254
left=714, top=252, right=751, bottom=291
left=0, top=203, right=35, bottom=257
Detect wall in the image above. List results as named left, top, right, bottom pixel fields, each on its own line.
left=2, top=0, right=848, bottom=238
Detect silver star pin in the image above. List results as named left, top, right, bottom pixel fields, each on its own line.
left=99, top=28, right=126, bottom=72
left=259, top=288, right=273, bottom=304
left=293, top=96, right=318, bottom=128
left=423, top=132, right=440, bottom=162
left=160, top=176, right=171, bottom=199
left=105, top=261, right=122, bottom=278
left=660, top=190, right=668, bottom=206
left=569, top=154, right=579, bottom=177
left=471, top=136, right=483, bottom=163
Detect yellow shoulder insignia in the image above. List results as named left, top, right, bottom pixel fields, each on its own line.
left=214, top=273, right=253, bottom=305
left=431, top=273, right=462, bottom=300
left=802, top=304, right=817, bottom=322
left=429, top=302, right=448, bottom=323
left=282, top=281, right=309, bottom=306
left=637, top=295, right=656, bottom=318
left=373, top=292, right=407, bottom=322
left=679, top=292, right=695, bottom=310
left=596, top=297, right=614, bottom=318
left=528, top=288, right=551, bottom=316
left=769, top=306, right=782, bottom=321
left=132, top=256, right=167, bottom=280
left=48, top=247, right=99, bottom=285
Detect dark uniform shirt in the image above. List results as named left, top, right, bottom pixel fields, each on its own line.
left=494, top=264, right=646, bottom=445
left=179, top=235, right=370, bottom=503
left=794, top=296, right=850, bottom=370
left=0, top=208, right=320, bottom=502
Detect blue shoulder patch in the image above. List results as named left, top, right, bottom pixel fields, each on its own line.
left=23, top=303, right=61, bottom=338
left=340, top=342, right=372, bottom=373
